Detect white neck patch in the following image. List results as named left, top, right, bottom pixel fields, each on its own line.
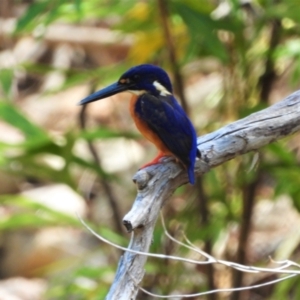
left=153, top=81, right=171, bottom=96
left=128, top=90, right=146, bottom=95
left=128, top=81, right=171, bottom=96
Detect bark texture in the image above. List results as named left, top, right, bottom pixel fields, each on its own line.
left=106, top=90, right=300, bottom=299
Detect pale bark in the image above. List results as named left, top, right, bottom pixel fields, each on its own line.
left=106, top=90, right=300, bottom=299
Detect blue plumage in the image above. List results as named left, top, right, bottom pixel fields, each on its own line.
left=135, top=93, right=198, bottom=183
left=79, top=64, right=199, bottom=184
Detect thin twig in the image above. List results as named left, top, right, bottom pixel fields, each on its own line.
left=231, top=174, right=260, bottom=300
left=157, top=0, right=189, bottom=114
left=259, top=17, right=281, bottom=102
left=79, top=100, right=123, bottom=233
left=78, top=215, right=300, bottom=298
left=196, top=177, right=216, bottom=300
left=79, top=214, right=300, bottom=274
left=137, top=273, right=297, bottom=299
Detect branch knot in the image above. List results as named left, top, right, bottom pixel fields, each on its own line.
left=133, top=169, right=151, bottom=190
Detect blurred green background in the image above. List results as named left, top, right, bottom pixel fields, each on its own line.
left=1, top=0, right=300, bottom=299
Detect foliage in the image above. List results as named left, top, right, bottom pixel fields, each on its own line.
left=1, top=0, right=300, bottom=299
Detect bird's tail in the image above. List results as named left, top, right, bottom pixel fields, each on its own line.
left=188, top=167, right=195, bottom=185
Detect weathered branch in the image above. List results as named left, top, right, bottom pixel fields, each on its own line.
left=106, top=90, right=300, bottom=299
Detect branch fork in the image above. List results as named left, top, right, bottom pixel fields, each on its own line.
left=106, top=90, right=300, bottom=299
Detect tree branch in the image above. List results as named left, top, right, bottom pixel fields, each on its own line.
left=79, top=91, right=124, bottom=234
left=231, top=175, right=259, bottom=300
left=105, top=90, right=300, bottom=299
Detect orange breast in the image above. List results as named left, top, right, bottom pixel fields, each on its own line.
left=129, top=95, right=172, bottom=155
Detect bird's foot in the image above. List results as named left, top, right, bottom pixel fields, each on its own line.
left=139, top=152, right=174, bottom=169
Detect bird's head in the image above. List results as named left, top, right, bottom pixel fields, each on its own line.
left=79, top=64, right=173, bottom=105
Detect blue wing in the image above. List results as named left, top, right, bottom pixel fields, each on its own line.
left=135, top=93, right=198, bottom=183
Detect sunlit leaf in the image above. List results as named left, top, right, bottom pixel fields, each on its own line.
left=14, top=1, right=49, bottom=33
left=0, top=195, right=80, bottom=229
left=0, top=102, right=48, bottom=140
left=0, top=69, right=14, bottom=98
left=172, top=2, right=229, bottom=62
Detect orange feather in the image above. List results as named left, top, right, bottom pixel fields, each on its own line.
left=129, top=95, right=174, bottom=167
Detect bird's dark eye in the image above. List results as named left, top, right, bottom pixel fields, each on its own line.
left=133, top=74, right=140, bottom=80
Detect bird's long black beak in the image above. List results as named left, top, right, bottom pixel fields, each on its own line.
left=78, top=82, right=130, bottom=105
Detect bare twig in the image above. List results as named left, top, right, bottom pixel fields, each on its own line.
left=137, top=273, right=296, bottom=299
left=157, top=0, right=189, bottom=113
left=231, top=174, right=260, bottom=300
left=259, top=19, right=281, bottom=102
left=196, top=177, right=216, bottom=299
left=79, top=215, right=300, bottom=299
left=79, top=103, right=123, bottom=233
left=79, top=215, right=300, bottom=273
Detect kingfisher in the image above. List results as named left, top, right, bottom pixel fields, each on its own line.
left=79, top=64, right=200, bottom=184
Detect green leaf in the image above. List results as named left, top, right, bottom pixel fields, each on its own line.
left=0, top=195, right=80, bottom=230
left=0, top=69, right=14, bottom=98
left=0, top=101, right=48, bottom=140
left=172, top=2, right=229, bottom=62
left=14, top=1, right=49, bottom=33
left=267, top=143, right=297, bottom=165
